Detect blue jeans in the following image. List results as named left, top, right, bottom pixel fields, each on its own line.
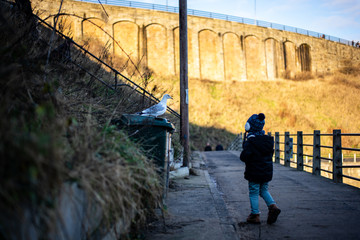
left=248, top=181, right=276, bottom=214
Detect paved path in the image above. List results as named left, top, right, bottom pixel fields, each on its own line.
left=145, top=151, right=360, bottom=240
left=205, top=151, right=360, bottom=240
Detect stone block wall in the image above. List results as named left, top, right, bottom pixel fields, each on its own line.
left=33, top=0, right=360, bottom=81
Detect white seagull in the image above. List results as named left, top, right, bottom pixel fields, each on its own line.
left=136, top=94, right=172, bottom=117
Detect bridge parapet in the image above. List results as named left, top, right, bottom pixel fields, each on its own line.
left=78, top=0, right=353, bottom=45
left=33, top=0, right=360, bottom=81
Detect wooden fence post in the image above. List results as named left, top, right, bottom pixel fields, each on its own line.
left=313, top=130, right=321, bottom=176
left=284, top=132, right=290, bottom=167
left=333, top=129, right=342, bottom=183
left=275, top=132, right=280, bottom=164
left=297, top=131, right=303, bottom=171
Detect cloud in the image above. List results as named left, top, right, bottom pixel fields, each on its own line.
left=321, top=0, right=360, bottom=16
left=324, top=0, right=358, bottom=7
left=317, top=15, right=359, bottom=29
left=310, top=14, right=360, bottom=40
left=261, top=0, right=313, bottom=17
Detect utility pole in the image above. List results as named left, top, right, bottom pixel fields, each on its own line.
left=254, top=0, right=257, bottom=25
left=179, top=0, right=190, bottom=167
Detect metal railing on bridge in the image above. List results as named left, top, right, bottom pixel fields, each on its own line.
left=273, top=130, right=360, bottom=187
left=77, top=0, right=352, bottom=46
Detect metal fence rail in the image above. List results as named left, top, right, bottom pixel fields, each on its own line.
left=35, top=14, right=180, bottom=119
left=227, top=133, right=243, bottom=151
left=273, top=129, right=360, bottom=186
left=77, top=0, right=352, bottom=46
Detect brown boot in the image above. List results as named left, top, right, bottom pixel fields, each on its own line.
left=247, top=213, right=260, bottom=224
left=267, top=204, right=281, bottom=224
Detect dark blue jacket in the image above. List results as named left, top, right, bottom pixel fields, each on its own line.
left=240, top=135, right=274, bottom=183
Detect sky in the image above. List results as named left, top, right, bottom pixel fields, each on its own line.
left=131, top=0, right=360, bottom=42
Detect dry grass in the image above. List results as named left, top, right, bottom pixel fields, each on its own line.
left=283, top=69, right=314, bottom=81
left=146, top=65, right=360, bottom=150
left=0, top=1, right=165, bottom=239
left=338, top=60, right=360, bottom=76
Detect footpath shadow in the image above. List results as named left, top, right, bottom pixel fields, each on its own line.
left=189, top=123, right=236, bottom=151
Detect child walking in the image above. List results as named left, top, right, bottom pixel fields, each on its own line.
left=240, top=113, right=281, bottom=224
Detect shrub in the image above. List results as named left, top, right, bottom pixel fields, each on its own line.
left=0, top=1, right=163, bottom=238
left=294, top=71, right=313, bottom=80
left=283, top=70, right=313, bottom=81
left=339, top=60, right=360, bottom=76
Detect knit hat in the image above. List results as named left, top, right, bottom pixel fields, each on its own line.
left=245, top=113, right=265, bottom=136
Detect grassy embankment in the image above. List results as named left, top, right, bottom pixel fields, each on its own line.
left=43, top=4, right=360, bottom=152
left=0, top=2, right=168, bottom=238
left=143, top=63, right=360, bottom=151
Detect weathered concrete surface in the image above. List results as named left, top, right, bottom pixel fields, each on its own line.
left=144, top=151, right=238, bottom=240
left=33, top=0, right=360, bottom=81
left=145, top=150, right=360, bottom=240
left=169, top=166, right=190, bottom=179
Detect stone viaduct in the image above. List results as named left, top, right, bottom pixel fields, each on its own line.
left=34, top=0, right=360, bottom=81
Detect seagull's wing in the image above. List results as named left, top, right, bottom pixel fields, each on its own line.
left=138, top=102, right=167, bottom=116
left=141, top=103, right=163, bottom=114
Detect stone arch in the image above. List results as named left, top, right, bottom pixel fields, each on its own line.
left=113, top=21, right=139, bottom=63
left=145, top=23, right=170, bottom=76
left=283, top=41, right=296, bottom=78
left=223, top=32, right=245, bottom=81
left=264, top=38, right=284, bottom=79
left=54, top=14, right=75, bottom=38
left=173, top=27, right=194, bottom=77
left=244, top=35, right=266, bottom=80
left=298, top=43, right=311, bottom=72
left=82, top=18, right=109, bottom=44
left=198, top=29, right=223, bottom=81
